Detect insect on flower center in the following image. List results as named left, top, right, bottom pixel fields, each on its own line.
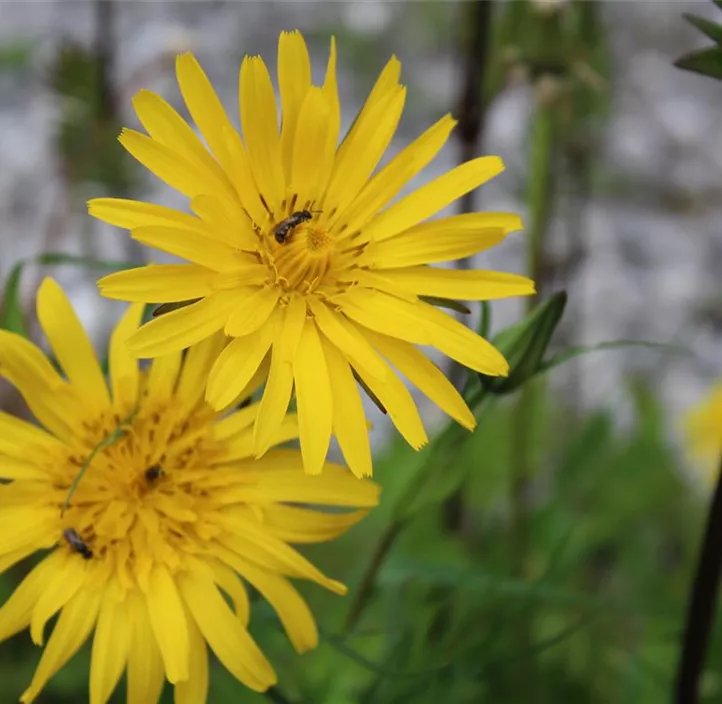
left=57, top=401, right=225, bottom=586
left=265, top=210, right=336, bottom=293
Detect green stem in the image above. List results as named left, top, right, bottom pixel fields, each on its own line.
left=510, top=94, right=557, bottom=696
left=345, top=388, right=487, bottom=633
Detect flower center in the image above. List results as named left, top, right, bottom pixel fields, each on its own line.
left=58, top=401, right=225, bottom=588
left=258, top=210, right=335, bottom=293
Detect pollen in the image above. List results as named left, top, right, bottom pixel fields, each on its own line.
left=305, top=227, right=331, bottom=252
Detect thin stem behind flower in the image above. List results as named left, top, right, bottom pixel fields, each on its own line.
left=674, top=449, right=722, bottom=701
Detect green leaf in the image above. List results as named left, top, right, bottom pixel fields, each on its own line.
left=0, top=261, right=28, bottom=336
left=536, top=339, right=691, bottom=374
left=0, top=41, right=33, bottom=71
left=0, top=254, right=136, bottom=337
left=34, top=253, right=135, bottom=271
left=400, top=393, right=494, bottom=520
left=479, top=301, right=491, bottom=338
left=683, top=12, right=722, bottom=45
left=319, top=630, right=453, bottom=679
left=378, top=560, right=605, bottom=607
left=675, top=46, right=722, bottom=80
left=480, top=291, right=567, bottom=394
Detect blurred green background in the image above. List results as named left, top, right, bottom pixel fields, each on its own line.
left=1, top=1, right=722, bottom=702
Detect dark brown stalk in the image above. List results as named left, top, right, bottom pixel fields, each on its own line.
left=444, top=0, right=495, bottom=534
left=674, top=449, right=722, bottom=702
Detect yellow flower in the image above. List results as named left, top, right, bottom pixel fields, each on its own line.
left=90, top=30, right=535, bottom=476
left=0, top=278, right=378, bottom=703
left=684, top=382, right=722, bottom=482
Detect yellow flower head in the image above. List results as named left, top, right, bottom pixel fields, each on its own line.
left=684, top=381, right=722, bottom=483
left=90, top=30, right=535, bottom=476
left=0, top=278, right=378, bottom=703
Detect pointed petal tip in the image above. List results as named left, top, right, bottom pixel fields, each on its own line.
left=327, top=579, right=348, bottom=596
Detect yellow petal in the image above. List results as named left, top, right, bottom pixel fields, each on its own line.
left=0, top=546, right=37, bottom=576
left=252, top=297, right=306, bottom=458
left=173, top=609, right=208, bottom=704
left=0, top=552, right=61, bottom=641
left=128, top=292, right=238, bottom=358
left=335, top=55, right=401, bottom=164
left=146, top=566, right=190, bottom=683
left=365, top=329, right=476, bottom=430
left=290, top=88, right=332, bottom=207
left=320, top=336, right=372, bottom=478
left=222, top=352, right=271, bottom=413
left=130, top=226, right=246, bottom=273
left=0, top=458, right=50, bottom=481
left=176, top=331, right=227, bottom=411
left=278, top=30, right=312, bottom=178
left=337, top=287, right=428, bottom=345
left=119, top=128, right=207, bottom=198
left=225, top=554, right=318, bottom=653
left=206, top=323, right=275, bottom=410
left=261, top=504, right=369, bottom=543
left=36, top=278, right=110, bottom=410
left=175, top=53, right=268, bottom=226
left=97, top=265, right=216, bottom=302
left=380, top=267, right=535, bottom=300
left=306, top=298, right=387, bottom=381
left=317, top=36, right=340, bottom=196
left=175, top=53, right=238, bottom=174
left=686, top=383, right=722, bottom=462
left=132, top=89, right=236, bottom=200
left=0, top=330, right=80, bottom=438
left=0, top=411, right=64, bottom=461
left=420, top=303, right=510, bottom=376
left=21, top=587, right=102, bottom=704
left=90, top=589, right=130, bottom=704
left=339, top=288, right=508, bottom=376
left=0, top=507, right=56, bottom=556
left=364, top=213, right=521, bottom=267
left=146, top=351, right=183, bottom=403
left=362, top=156, right=506, bottom=243
left=223, top=415, right=298, bottom=461
left=352, top=350, right=428, bottom=450
left=334, top=114, right=457, bottom=237
left=230, top=451, right=380, bottom=507
left=126, top=590, right=165, bottom=704
left=109, top=302, right=144, bottom=414
left=206, top=559, right=250, bottom=626
left=219, top=517, right=345, bottom=594
left=323, top=86, right=406, bottom=216
left=88, top=198, right=209, bottom=232
left=239, top=56, right=285, bottom=213
left=30, top=554, right=87, bottom=646
left=224, top=287, right=279, bottom=337
left=213, top=402, right=259, bottom=441
left=190, top=194, right=258, bottom=250
left=293, top=320, right=333, bottom=475
left=178, top=572, right=276, bottom=692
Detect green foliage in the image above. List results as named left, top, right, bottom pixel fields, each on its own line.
left=676, top=1, right=722, bottom=80
left=480, top=291, right=567, bottom=394
left=0, top=254, right=135, bottom=336
left=49, top=41, right=137, bottom=192
left=0, top=41, right=33, bottom=71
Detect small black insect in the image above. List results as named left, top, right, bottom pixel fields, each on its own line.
left=273, top=210, right=314, bottom=244
left=144, top=464, right=165, bottom=482
left=63, top=528, right=93, bottom=559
